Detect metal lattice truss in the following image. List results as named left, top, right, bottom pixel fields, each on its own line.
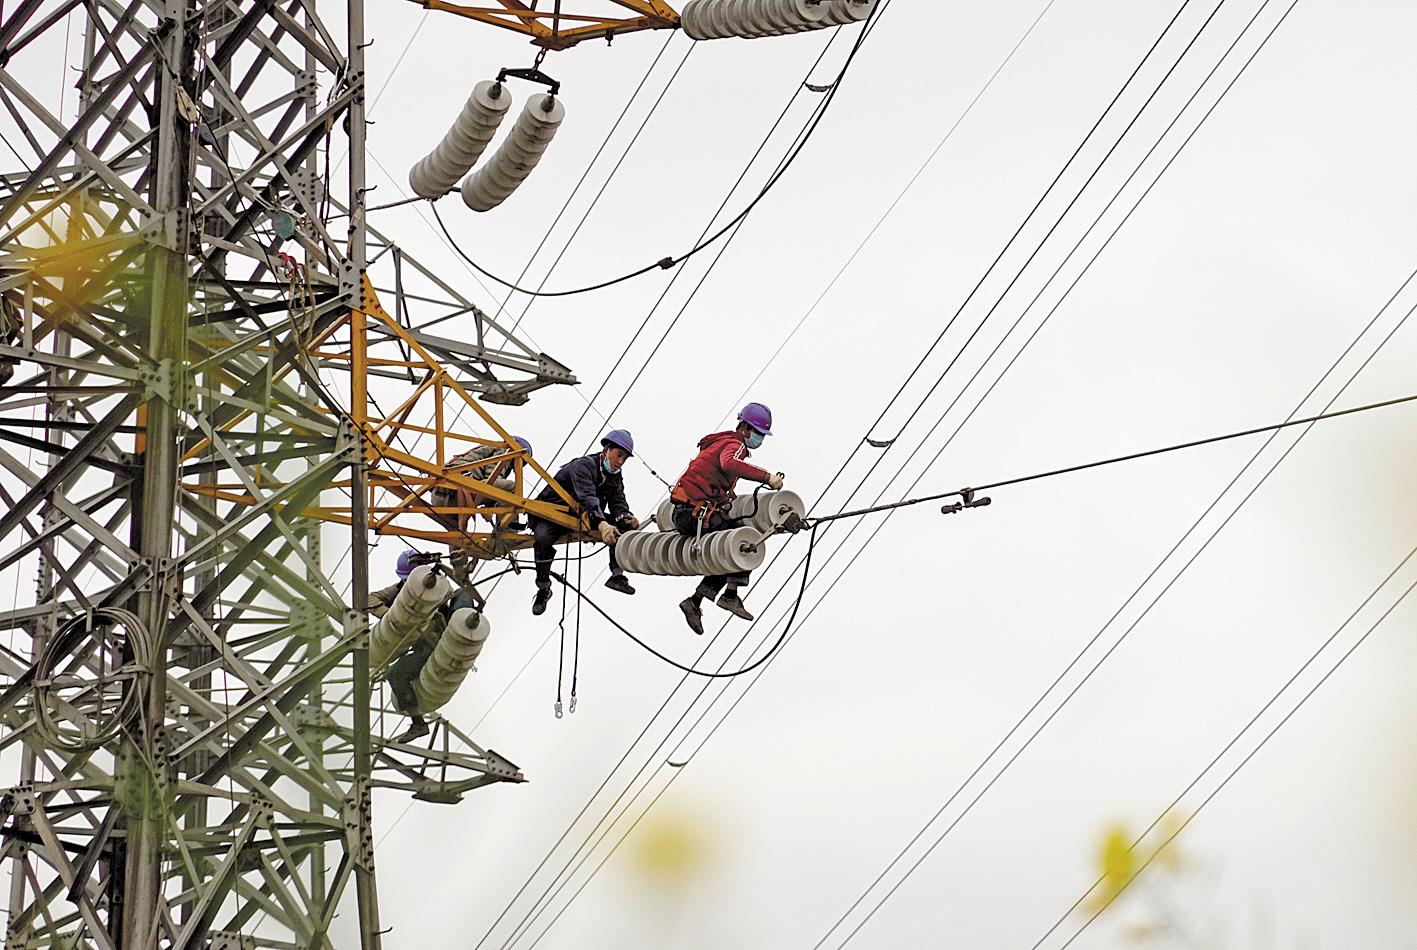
left=410, top=0, right=680, bottom=50
left=0, top=1, right=568, bottom=946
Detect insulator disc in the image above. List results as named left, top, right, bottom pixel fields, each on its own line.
left=408, top=80, right=511, bottom=200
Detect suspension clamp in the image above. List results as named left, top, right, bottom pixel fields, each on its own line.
left=497, top=64, right=561, bottom=97
left=942, top=488, right=992, bottom=515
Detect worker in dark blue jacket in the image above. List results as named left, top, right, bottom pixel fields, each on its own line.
left=530, top=430, right=641, bottom=616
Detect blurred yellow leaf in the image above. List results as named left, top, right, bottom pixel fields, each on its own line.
left=628, top=810, right=711, bottom=889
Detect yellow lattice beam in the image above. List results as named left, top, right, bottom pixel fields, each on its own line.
left=411, top=0, right=679, bottom=50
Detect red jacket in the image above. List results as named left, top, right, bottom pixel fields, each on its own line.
left=671, top=431, right=770, bottom=506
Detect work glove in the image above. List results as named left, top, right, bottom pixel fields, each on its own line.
left=598, top=522, right=621, bottom=545
left=620, top=514, right=641, bottom=530
left=767, top=473, right=785, bottom=491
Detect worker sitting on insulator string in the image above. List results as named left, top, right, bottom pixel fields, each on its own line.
left=367, top=549, right=451, bottom=742
left=430, top=435, right=533, bottom=529
left=671, top=403, right=784, bottom=635
left=529, top=430, right=641, bottom=616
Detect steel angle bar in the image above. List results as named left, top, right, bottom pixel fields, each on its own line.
left=173, top=627, right=356, bottom=770
left=175, top=451, right=348, bottom=571
left=174, top=804, right=267, bottom=949
left=186, top=427, right=345, bottom=603
left=0, top=483, right=130, bottom=581
left=256, top=853, right=321, bottom=947
left=0, top=58, right=158, bottom=221
left=27, top=807, right=117, bottom=950
left=170, top=611, right=347, bottom=801
left=0, top=391, right=138, bottom=545
left=195, top=67, right=344, bottom=251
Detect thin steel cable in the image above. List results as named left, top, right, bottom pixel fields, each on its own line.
left=500, top=2, right=1242, bottom=938
left=518, top=5, right=1382, bottom=947
left=400, top=0, right=1061, bottom=796
left=490, top=4, right=1229, bottom=939
left=824, top=278, right=1410, bottom=950
left=1061, top=565, right=1417, bottom=946
left=1034, top=540, right=1417, bottom=948
left=720, top=0, right=1063, bottom=418
left=436, top=2, right=891, bottom=299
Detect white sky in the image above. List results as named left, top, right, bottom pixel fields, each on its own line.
left=356, top=1, right=1417, bottom=947
left=5, top=0, right=1417, bottom=947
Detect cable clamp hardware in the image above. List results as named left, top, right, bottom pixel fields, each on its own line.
left=941, top=488, right=993, bottom=515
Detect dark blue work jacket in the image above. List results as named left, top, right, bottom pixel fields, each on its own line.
left=536, top=453, right=630, bottom=528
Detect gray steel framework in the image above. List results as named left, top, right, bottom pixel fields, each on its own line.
left=0, top=2, right=565, bottom=946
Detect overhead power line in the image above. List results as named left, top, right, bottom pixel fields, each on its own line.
left=810, top=392, right=1417, bottom=526
left=505, top=3, right=1373, bottom=944
left=431, top=0, right=890, bottom=300
left=1053, top=553, right=1417, bottom=948
left=1034, top=541, right=1417, bottom=948
left=551, top=390, right=1417, bottom=682
left=491, top=2, right=1245, bottom=943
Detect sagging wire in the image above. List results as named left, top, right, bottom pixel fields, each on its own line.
left=429, top=0, right=892, bottom=300
left=550, top=523, right=817, bottom=679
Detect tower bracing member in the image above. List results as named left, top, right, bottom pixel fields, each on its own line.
left=529, top=430, right=641, bottom=616
left=671, top=403, right=785, bottom=634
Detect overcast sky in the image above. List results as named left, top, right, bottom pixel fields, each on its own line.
left=8, top=0, right=1417, bottom=947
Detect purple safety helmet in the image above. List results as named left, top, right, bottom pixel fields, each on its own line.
left=601, top=429, right=634, bottom=458
left=512, top=436, right=533, bottom=455
left=396, top=549, right=418, bottom=580
left=738, top=402, right=773, bottom=436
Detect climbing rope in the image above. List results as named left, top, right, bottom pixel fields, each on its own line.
left=555, top=544, right=569, bottom=718
left=570, top=539, right=583, bottom=713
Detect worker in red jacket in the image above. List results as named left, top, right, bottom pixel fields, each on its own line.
left=670, top=403, right=785, bottom=634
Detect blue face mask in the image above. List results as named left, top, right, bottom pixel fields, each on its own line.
left=746, top=431, right=765, bottom=450
left=603, top=456, right=621, bottom=475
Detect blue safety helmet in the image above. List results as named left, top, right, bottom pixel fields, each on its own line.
left=601, top=429, right=634, bottom=458
left=513, top=436, right=533, bottom=455
left=396, top=549, right=418, bottom=580
left=738, top=403, right=773, bottom=436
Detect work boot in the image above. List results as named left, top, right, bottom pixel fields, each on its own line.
left=605, top=574, right=636, bottom=596
left=716, top=591, right=754, bottom=621
left=532, top=587, right=552, bottom=616
left=679, top=597, right=705, bottom=635
left=394, top=715, right=429, bottom=743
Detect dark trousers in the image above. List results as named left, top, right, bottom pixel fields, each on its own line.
left=533, top=517, right=623, bottom=591
left=387, top=639, right=434, bottom=713
left=672, top=501, right=749, bottom=596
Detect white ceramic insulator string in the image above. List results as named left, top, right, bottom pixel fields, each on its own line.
left=413, top=608, right=492, bottom=713
left=655, top=490, right=807, bottom=534
left=616, top=526, right=769, bottom=577
left=680, top=0, right=831, bottom=40
left=369, top=565, right=451, bottom=670
left=407, top=80, right=512, bottom=200
left=818, top=0, right=875, bottom=25
left=460, top=93, right=566, bottom=213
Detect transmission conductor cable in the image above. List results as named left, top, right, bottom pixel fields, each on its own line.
left=490, top=3, right=1241, bottom=941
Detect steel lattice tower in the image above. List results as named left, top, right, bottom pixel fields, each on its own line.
left=0, top=1, right=592, bottom=945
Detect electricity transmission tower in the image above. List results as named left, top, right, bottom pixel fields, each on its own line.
left=0, top=1, right=599, bottom=945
